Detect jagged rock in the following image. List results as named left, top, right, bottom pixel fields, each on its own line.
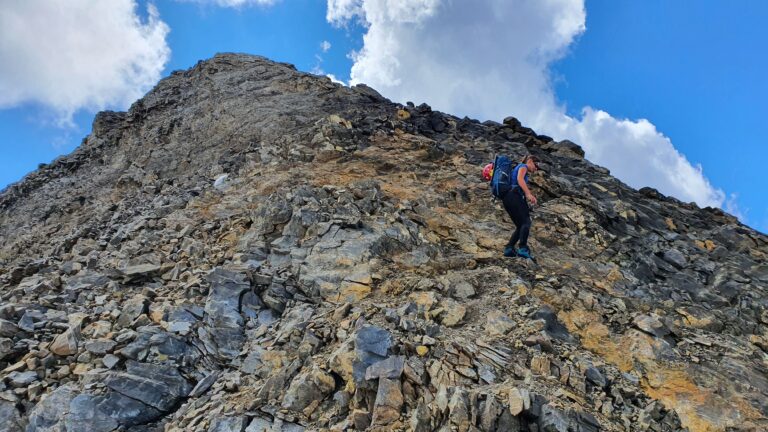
left=282, top=365, right=335, bottom=412
left=633, top=314, right=670, bottom=338
left=26, top=384, right=79, bottom=431
left=0, top=400, right=24, bottom=432
left=210, top=416, right=249, bottom=432
left=0, top=337, right=13, bottom=360
left=485, top=310, right=515, bottom=336
left=508, top=387, right=529, bottom=416
left=354, top=325, right=392, bottom=383
left=189, top=371, right=220, bottom=397
left=352, top=409, right=372, bottom=430
left=372, top=377, right=403, bottom=426
left=0, top=319, right=20, bottom=337
left=584, top=366, right=607, bottom=389
left=533, top=306, right=573, bottom=342
left=438, top=299, right=466, bottom=327
left=201, top=268, right=251, bottom=359
left=7, top=371, right=39, bottom=387
left=663, top=249, right=688, bottom=269
left=103, top=360, right=191, bottom=412
left=102, top=354, right=120, bottom=369
left=50, top=325, right=81, bottom=356
left=84, top=339, right=117, bottom=355
left=539, top=404, right=570, bottom=432
left=0, top=53, right=766, bottom=432
left=365, top=355, right=405, bottom=380
left=117, top=295, right=149, bottom=328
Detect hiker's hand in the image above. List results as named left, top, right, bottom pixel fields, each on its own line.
left=526, top=192, right=537, bottom=206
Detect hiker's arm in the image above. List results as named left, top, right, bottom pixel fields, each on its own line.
left=517, top=167, right=537, bottom=205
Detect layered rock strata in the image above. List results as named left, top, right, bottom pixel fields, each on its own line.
left=1, top=53, right=766, bottom=431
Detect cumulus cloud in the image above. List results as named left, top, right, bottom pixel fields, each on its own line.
left=327, top=0, right=728, bottom=209
left=321, top=40, right=332, bottom=52
left=0, top=0, right=170, bottom=124
left=176, top=0, right=278, bottom=7
left=326, top=73, right=346, bottom=85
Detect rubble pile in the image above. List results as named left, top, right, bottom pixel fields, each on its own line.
left=0, top=54, right=766, bottom=431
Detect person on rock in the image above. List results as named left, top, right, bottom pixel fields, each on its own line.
left=500, top=155, right=538, bottom=259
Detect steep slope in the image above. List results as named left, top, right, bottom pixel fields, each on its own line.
left=0, top=53, right=766, bottom=432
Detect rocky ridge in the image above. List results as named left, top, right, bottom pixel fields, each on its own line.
left=0, top=53, right=766, bottom=432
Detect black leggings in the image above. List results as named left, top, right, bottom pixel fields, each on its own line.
left=502, top=189, right=531, bottom=249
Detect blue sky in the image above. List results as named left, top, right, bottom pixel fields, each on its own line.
left=1, top=0, right=766, bottom=233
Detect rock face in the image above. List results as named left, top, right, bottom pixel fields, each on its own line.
left=0, top=53, right=766, bottom=431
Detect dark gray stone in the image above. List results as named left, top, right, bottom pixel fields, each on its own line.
left=0, top=319, right=19, bottom=337
left=663, top=249, right=687, bottom=269
left=539, top=404, right=570, bottom=432
left=7, top=371, right=38, bottom=387
left=365, top=355, right=405, bottom=380
left=103, top=361, right=191, bottom=411
left=189, top=371, right=220, bottom=397
left=209, top=416, right=248, bottom=432
left=64, top=394, right=119, bottom=432
left=585, top=366, right=607, bottom=389
left=202, top=268, right=250, bottom=359
left=85, top=339, right=117, bottom=355
left=0, top=400, right=23, bottom=432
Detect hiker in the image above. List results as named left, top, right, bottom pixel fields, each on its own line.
left=484, top=155, right=539, bottom=259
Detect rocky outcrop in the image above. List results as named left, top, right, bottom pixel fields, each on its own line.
left=0, top=53, right=766, bottom=431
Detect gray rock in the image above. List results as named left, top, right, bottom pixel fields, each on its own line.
left=539, top=404, right=570, bottom=432
left=202, top=268, right=250, bottom=359
left=585, top=366, right=607, bottom=389
left=365, top=355, right=405, bottom=380
left=64, top=394, right=119, bottom=432
left=210, top=416, right=248, bottom=432
left=65, top=273, right=109, bottom=292
left=7, top=371, right=39, bottom=387
left=354, top=325, right=392, bottom=383
left=0, top=337, right=13, bottom=360
left=0, top=400, right=23, bottom=432
left=117, top=296, right=148, bottom=328
left=372, top=377, right=403, bottom=426
left=103, top=361, right=191, bottom=411
left=245, top=417, right=273, bottom=432
left=102, top=354, right=120, bottom=369
left=85, top=339, right=117, bottom=355
left=91, top=390, right=163, bottom=427
left=26, top=384, right=79, bottom=431
left=533, top=306, right=574, bottom=342
left=282, top=366, right=335, bottom=412
left=18, top=310, right=46, bottom=332
left=189, top=371, right=220, bottom=397
left=0, top=319, right=19, bottom=337
left=485, top=310, right=515, bottom=336
left=663, top=249, right=687, bottom=269
left=633, top=314, right=670, bottom=338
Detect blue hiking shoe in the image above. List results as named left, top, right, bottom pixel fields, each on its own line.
left=503, top=246, right=517, bottom=257
left=516, top=247, right=534, bottom=260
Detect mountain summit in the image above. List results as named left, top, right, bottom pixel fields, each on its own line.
left=1, top=53, right=766, bottom=432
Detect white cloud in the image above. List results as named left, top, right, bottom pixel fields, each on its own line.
left=177, top=0, right=278, bottom=7
left=326, top=73, right=346, bottom=85
left=327, top=0, right=365, bottom=26
left=321, top=40, right=332, bottom=52
left=724, top=193, right=747, bottom=222
left=0, top=1, right=170, bottom=124
left=327, top=0, right=729, bottom=210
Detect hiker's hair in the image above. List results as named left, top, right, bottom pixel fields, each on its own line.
left=522, top=155, right=536, bottom=164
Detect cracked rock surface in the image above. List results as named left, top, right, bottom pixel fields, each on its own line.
left=1, top=53, right=767, bottom=431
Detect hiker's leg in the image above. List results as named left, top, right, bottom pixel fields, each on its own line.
left=517, top=204, right=532, bottom=249
left=502, top=191, right=523, bottom=248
